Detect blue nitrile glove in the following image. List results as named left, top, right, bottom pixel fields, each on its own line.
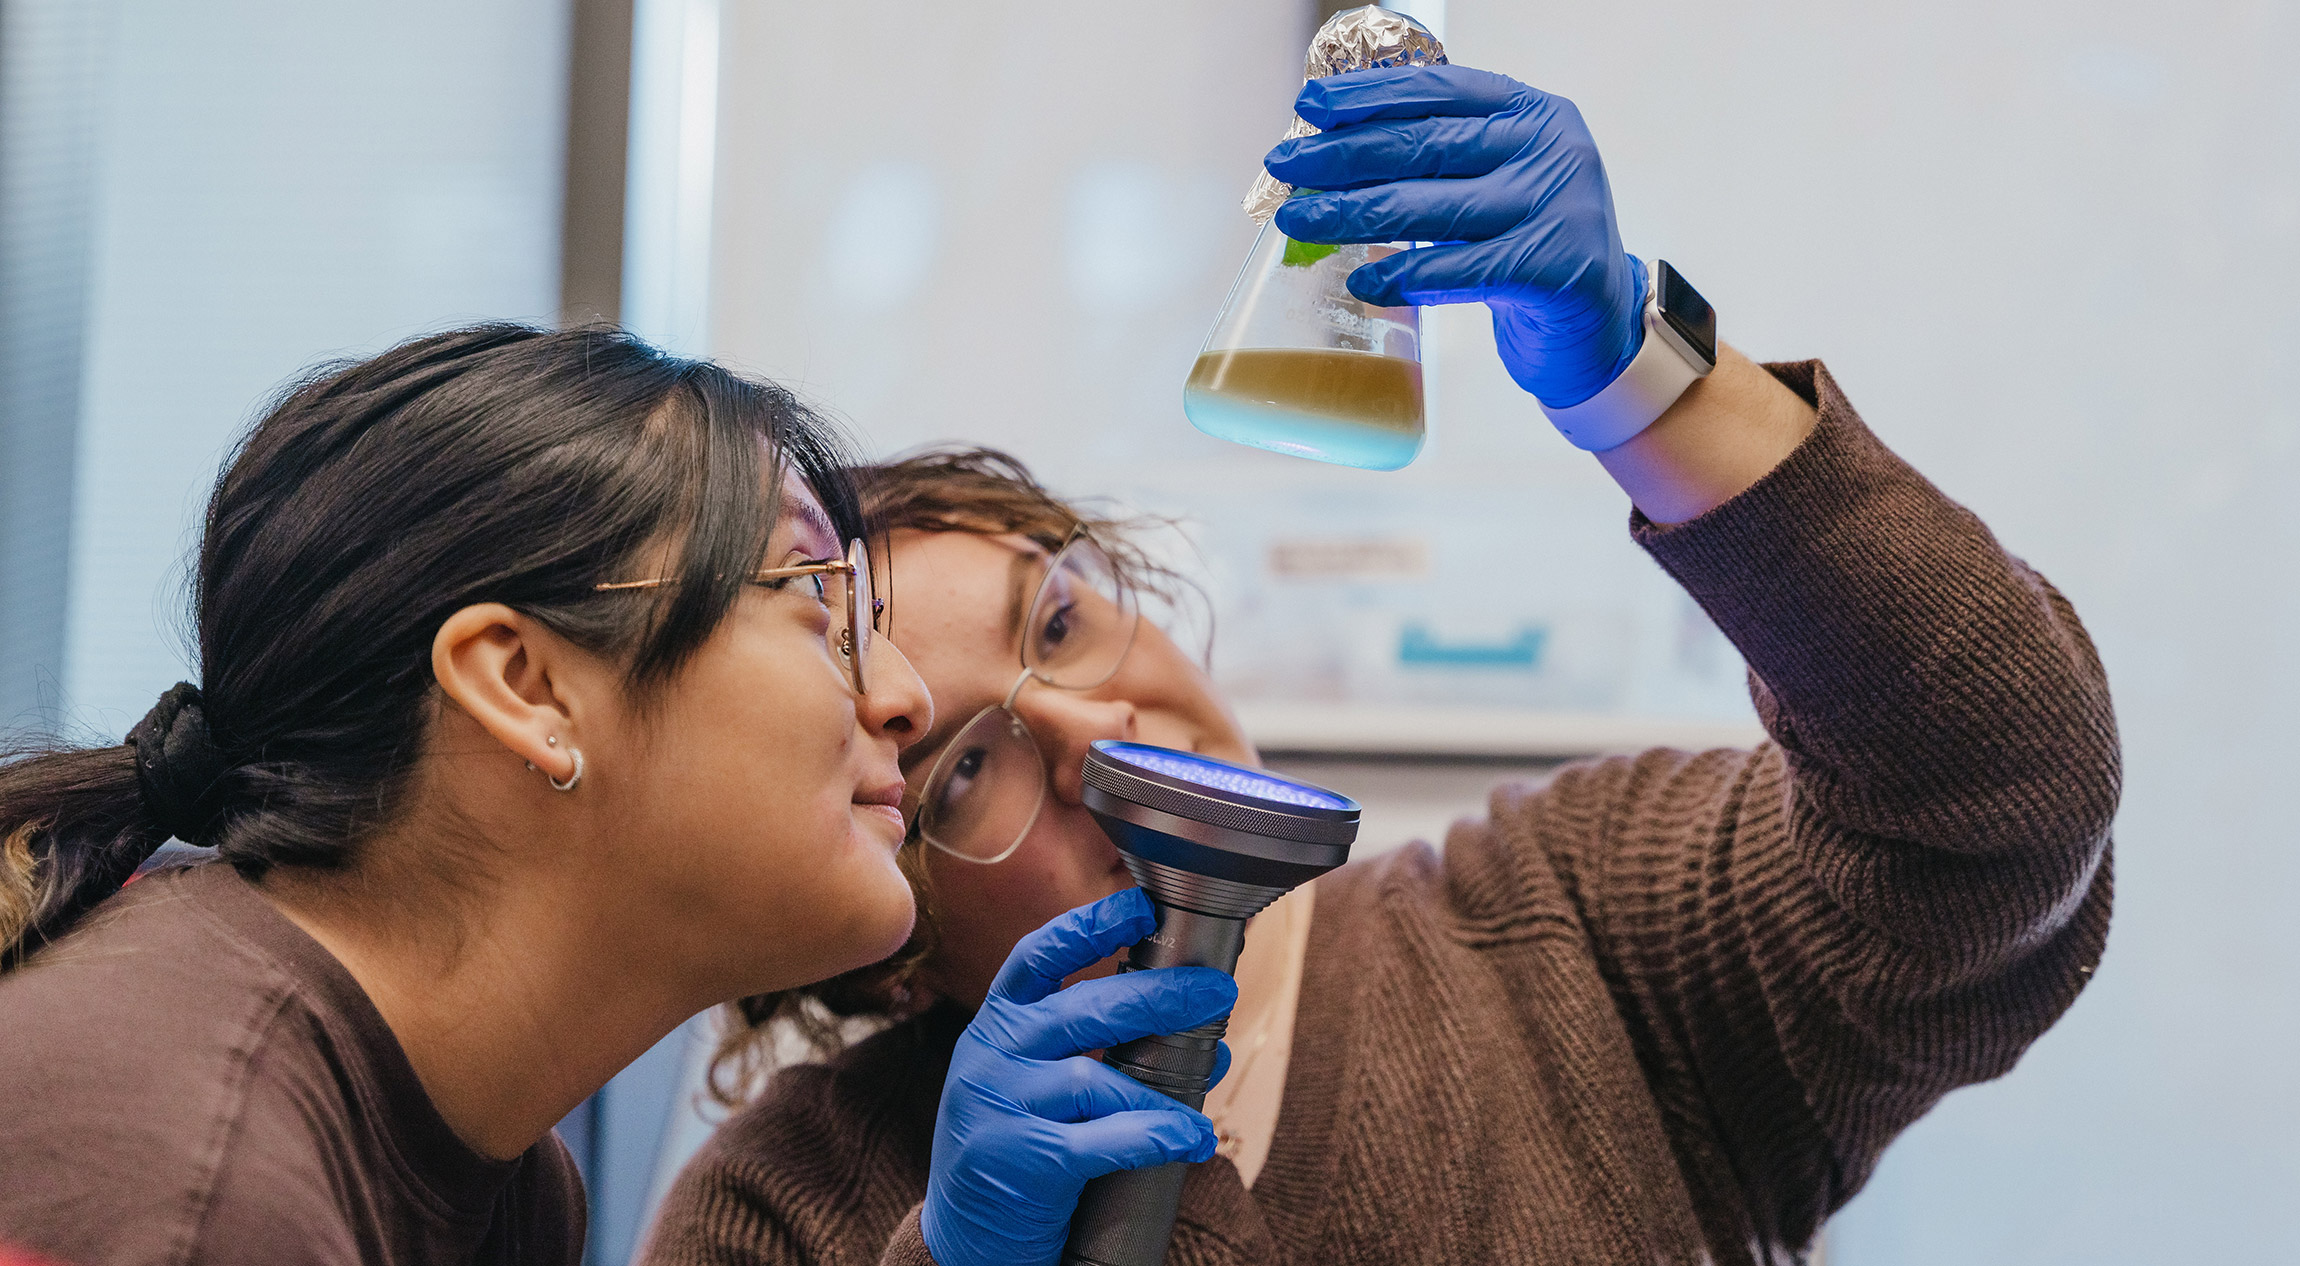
left=1266, top=63, right=1649, bottom=413
left=920, top=888, right=1237, bottom=1266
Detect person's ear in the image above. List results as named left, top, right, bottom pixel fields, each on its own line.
left=430, top=603, right=585, bottom=785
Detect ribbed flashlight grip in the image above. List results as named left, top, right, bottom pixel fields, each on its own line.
left=1061, top=951, right=1233, bottom=1266
left=1062, top=1162, right=1193, bottom=1266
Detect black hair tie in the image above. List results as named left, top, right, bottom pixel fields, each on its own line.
left=126, top=682, right=233, bottom=845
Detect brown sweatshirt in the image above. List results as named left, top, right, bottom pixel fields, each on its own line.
left=0, top=862, right=584, bottom=1266
left=639, top=362, right=2120, bottom=1266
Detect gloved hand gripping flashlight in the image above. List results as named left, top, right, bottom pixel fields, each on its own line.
left=1060, top=741, right=1359, bottom=1266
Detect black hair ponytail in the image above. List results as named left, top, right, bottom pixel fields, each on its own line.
left=0, top=324, right=865, bottom=970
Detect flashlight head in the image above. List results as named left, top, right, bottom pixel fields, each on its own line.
left=1081, top=740, right=1358, bottom=918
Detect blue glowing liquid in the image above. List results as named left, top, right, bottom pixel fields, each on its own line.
left=1183, top=348, right=1425, bottom=472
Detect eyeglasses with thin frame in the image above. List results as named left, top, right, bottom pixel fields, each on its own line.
left=908, top=527, right=1140, bottom=865
left=594, top=536, right=881, bottom=695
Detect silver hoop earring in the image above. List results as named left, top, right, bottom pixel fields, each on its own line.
left=549, top=749, right=584, bottom=793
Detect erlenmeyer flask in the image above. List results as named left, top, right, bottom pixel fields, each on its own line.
left=1183, top=223, right=1424, bottom=471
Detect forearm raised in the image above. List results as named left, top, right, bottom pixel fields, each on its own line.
left=1636, top=362, right=2120, bottom=865
left=1595, top=345, right=1816, bottom=525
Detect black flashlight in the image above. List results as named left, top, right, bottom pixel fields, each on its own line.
left=1060, top=740, right=1359, bottom=1266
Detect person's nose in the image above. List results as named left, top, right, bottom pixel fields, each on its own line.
left=861, top=635, right=935, bottom=754
left=1011, top=687, right=1138, bottom=805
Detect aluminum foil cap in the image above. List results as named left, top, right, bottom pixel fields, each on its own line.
left=1243, top=6, right=1448, bottom=223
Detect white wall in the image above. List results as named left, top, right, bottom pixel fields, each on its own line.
left=57, top=0, right=572, bottom=735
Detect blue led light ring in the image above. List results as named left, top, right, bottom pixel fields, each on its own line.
left=1099, top=744, right=1355, bottom=810
left=1083, top=741, right=1360, bottom=848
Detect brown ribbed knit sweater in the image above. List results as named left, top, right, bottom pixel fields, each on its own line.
left=640, top=362, right=2120, bottom=1266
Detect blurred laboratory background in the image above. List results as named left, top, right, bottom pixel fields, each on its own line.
left=2, top=0, right=2294, bottom=1262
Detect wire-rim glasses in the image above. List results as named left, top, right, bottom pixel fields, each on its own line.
left=594, top=536, right=881, bottom=694
left=909, top=528, right=1141, bottom=865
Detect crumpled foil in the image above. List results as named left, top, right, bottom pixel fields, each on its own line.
left=1243, top=5, right=1449, bottom=223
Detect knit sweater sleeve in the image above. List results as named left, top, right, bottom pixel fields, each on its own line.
left=639, top=1151, right=933, bottom=1266
left=635, top=1019, right=950, bottom=1266
left=1500, top=361, right=2118, bottom=1251
left=875, top=1208, right=936, bottom=1266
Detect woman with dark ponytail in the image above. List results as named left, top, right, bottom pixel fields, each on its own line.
left=0, top=322, right=1243, bottom=1266
left=0, top=324, right=945, bottom=1263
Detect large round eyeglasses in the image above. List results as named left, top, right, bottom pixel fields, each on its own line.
left=910, top=529, right=1140, bottom=864
left=594, top=537, right=881, bottom=695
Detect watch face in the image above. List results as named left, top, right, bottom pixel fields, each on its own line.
left=1656, top=261, right=1718, bottom=367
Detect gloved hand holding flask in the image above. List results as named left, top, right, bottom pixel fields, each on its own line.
left=1187, top=11, right=1715, bottom=464
left=920, top=888, right=1236, bottom=1266
left=1265, top=63, right=1651, bottom=418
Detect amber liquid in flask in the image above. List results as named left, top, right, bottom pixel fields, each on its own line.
left=1184, top=348, right=1424, bottom=469
left=1183, top=222, right=1425, bottom=470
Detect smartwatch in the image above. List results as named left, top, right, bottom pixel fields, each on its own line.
left=1539, top=260, right=1718, bottom=453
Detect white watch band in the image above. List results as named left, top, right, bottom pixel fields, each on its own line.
left=1538, top=273, right=1715, bottom=453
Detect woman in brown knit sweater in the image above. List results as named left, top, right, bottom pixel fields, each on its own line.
left=642, top=64, right=2119, bottom=1266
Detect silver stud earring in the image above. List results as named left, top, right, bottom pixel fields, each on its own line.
left=546, top=735, right=559, bottom=747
